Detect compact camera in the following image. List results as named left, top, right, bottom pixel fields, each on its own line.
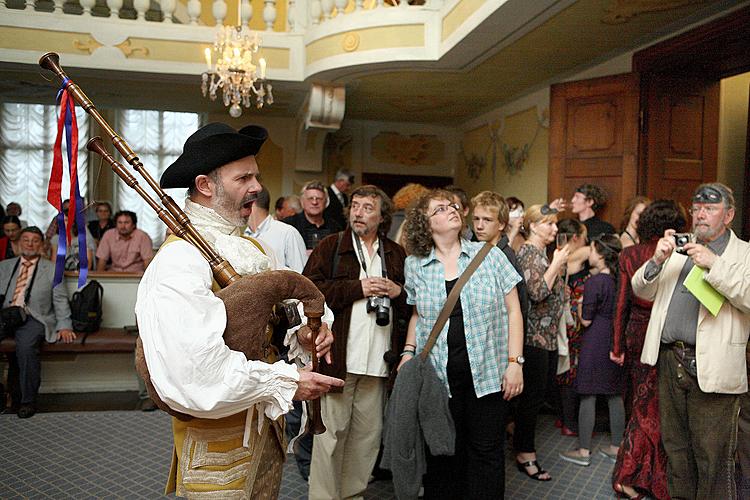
left=673, top=233, right=693, bottom=254
left=366, top=296, right=391, bottom=326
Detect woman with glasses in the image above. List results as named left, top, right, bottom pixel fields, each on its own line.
left=610, top=200, right=686, bottom=500
left=513, top=204, right=570, bottom=481
left=400, top=189, right=524, bottom=499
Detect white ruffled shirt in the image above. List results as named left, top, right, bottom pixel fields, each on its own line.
left=135, top=200, right=331, bottom=443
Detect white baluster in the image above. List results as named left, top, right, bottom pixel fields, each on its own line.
left=321, top=0, right=333, bottom=19
left=334, top=0, right=346, bottom=15
left=107, top=0, right=122, bottom=17
left=355, top=0, right=363, bottom=11
left=160, top=0, right=176, bottom=22
left=263, top=0, right=276, bottom=30
left=134, top=0, right=149, bottom=19
left=212, top=0, right=227, bottom=25
left=53, top=0, right=64, bottom=12
left=287, top=0, right=295, bottom=31
left=187, top=0, right=201, bottom=25
left=399, top=0, right=408, bottom=7
left=310, top=0, right=321, bottom=25
left=241, top=0, right=252, bottom=26
left=80, top=0, right=95, bottom=15
left=376, top=0, right=383, bottom=8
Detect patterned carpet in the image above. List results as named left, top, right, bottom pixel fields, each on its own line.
left=0, top=409, right=618, bottom=499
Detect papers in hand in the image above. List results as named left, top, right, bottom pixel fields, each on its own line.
left=683, top=266, right=725, bottom=316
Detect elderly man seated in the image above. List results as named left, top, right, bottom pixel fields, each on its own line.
left=0, top=227, right=74, bottom=418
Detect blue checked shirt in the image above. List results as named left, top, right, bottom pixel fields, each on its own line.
left=405, top=240, right=521, bottom=398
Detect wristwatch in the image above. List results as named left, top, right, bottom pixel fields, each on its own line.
left=508, top=356, right=525, bottom=365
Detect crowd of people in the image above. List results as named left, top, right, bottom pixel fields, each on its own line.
left=1, top=121, right=749, bottom=500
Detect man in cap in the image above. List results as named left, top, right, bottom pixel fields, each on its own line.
left=632, top=182, right=750, bottom=499
left=135, top=123, right=343, bottom=498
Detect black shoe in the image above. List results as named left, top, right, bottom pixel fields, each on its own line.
left=17, top=404, right=36, bottom=419
left=140, top=398, right=157, bottom=412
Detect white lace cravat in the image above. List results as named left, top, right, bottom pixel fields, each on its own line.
left=182, top=199, right=272, bottom=275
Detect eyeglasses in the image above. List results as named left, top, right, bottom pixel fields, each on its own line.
left=689, top=205, right=721, bottom=216
left=430, top=203, right=460, bottom=217
left=351, top=203, right=376, bottom=214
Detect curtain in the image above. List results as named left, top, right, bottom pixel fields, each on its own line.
left=0, top=103, right=89, bottom=230
left=116, top=110, right=200, bottom=246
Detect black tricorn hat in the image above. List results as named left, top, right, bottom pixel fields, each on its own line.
left=160, top=123, right=268, bottom=189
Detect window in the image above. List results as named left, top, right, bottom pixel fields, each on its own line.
left=0, top=103, right=89, bottom=230
left=116, top=110, right=201, bottom=246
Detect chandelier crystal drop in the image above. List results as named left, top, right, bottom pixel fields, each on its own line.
left=201, top=25, right=273, bottom=118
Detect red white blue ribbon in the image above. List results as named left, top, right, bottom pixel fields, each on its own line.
left=48, top=78, right=88, bottom=288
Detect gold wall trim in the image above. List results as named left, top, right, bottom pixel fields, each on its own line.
left=125, top=37, right=290, bottom=68
left=307, top=25, right=424, bottom=64
left=442, top=0, right=486, bottom=41
left=0, top=27, right=95, bottom=56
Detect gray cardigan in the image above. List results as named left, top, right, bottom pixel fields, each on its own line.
left=0, top=257, right=72, bottom=342
left=381, top=355, right=455, bottom=500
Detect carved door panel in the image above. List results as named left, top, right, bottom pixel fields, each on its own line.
left=549, top=73, right=640, bottom=226
left=642, top=74, right=719, bottom=212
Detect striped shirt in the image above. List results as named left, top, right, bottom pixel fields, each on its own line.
left=405, top=239, right=521, bottom=397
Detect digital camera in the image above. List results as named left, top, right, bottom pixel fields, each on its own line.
left=673, top=233, right=693, bottom=254
left=366, top=296, right=391, bottom=326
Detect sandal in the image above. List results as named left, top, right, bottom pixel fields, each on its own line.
left=516, top=459, right=552, bottom=481
left=614, top=483, right=644, bottom=499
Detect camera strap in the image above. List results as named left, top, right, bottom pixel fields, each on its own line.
left=353, top=233, right=387, bottom=279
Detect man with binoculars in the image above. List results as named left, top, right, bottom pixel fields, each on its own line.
left=303, top=184, right=410, bottom=500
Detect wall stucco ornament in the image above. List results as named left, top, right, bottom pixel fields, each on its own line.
left=371, top=132, right=444, bottom=167
left=116, top=38, right=150, bottom=58
left=73, top=37, right=103, bottom=55
left=601, top=0, right=704, bottom=25
left=342, top=33, right=360, bottom=52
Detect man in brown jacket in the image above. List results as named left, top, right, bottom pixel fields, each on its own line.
left=304, top=185, right=410, bottom=500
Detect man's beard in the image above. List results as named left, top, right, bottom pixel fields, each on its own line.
left=211, top=181, right=255, bottom=227
left=693, top=223, right=720, bottom=243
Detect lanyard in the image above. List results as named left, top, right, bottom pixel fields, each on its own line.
left=353, top=234, right=387, bottom=279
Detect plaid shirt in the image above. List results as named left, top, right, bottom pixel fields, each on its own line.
left=405, top=239, right=521, bottom=398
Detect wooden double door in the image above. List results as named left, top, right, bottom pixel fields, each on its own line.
left=549, top=72, right=719, bottom=225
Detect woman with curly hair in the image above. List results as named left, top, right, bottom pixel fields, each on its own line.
left=513, top=204, right=570, bottom=481
left=611, top=199, right=687, bottom=500
left=399, top=189, right=524, bottom=498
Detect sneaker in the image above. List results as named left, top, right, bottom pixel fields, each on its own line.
left=559, top=449, right=591, bottom=467
left=598, top=447, right=618, bottom=462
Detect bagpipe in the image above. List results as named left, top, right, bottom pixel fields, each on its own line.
left=39, top=52, right=326, bottom=434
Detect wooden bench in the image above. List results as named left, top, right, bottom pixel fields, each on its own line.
left=0, top=327, right=137, bottom=354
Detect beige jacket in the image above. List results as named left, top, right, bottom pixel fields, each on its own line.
left=632, top=230, right=750, bottom=394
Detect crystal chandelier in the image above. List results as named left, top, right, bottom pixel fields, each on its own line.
left=201, top=25, right=273, bottom=118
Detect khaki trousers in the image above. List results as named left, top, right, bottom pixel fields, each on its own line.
left=308, top=373, right=385, bottom=500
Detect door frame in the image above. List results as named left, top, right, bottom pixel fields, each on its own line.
left=632, top=5, right=750, bottom=240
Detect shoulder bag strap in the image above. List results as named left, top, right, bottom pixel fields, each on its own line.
left=1, top=258, right=21, bottom=303
left=330, top=231, right=344, bottom=279
left=419, top=242, right=493, bottom=360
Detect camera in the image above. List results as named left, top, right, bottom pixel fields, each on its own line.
left=366, top=296, right=391, bottom=326
left=673, top=233, right=693, bottom=254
